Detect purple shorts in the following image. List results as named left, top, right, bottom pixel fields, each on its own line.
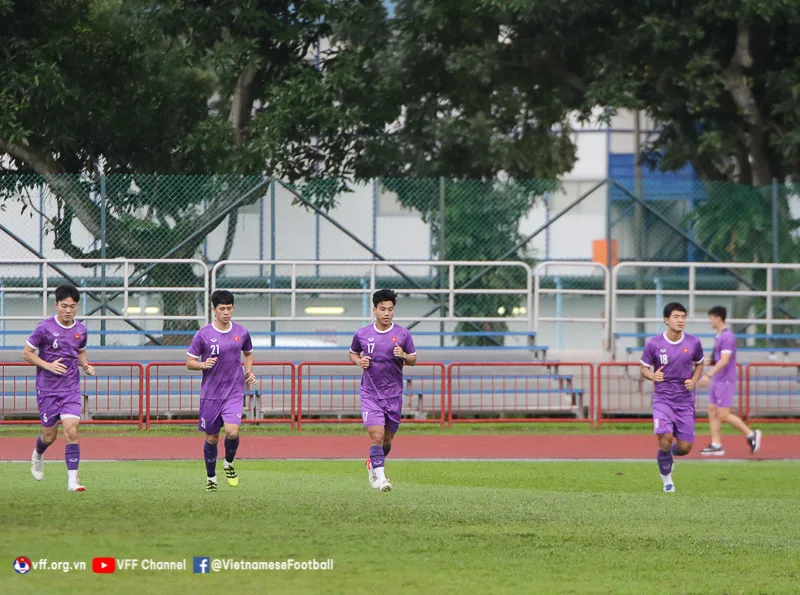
left=653, top=401, right=695, bottom=442
left=361, top=396, right=402, bottom=433
left=198, top=398, right=243, bottom=434
left=708, top=380, right=736, bottom=408
left=37, top=391, right=82, bottom=427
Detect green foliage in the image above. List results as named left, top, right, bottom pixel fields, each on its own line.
left=383, top=178, right=556, bottom=345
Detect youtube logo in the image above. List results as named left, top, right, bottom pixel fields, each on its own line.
left=92, top=558, right=116, bottom=573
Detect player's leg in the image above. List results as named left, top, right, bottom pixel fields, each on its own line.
left=199, top=400, right=224, bottom=492
left=60, top=391, right=84, bottom=491
left=656, top=431, right=676, bottom=492
left=221, top=407, right=242, bottom=487
left=700, top=402, right=725, bottom=456
left=62, top=416, right=84, bottom=492
left=714, top=380, right=762, bottom=453
left=380, top=398, right=402, bottom=488
left=717, top=407, right=761, bottom=453
left=383, top=430, right=395, bottom=459
left=32, top=395, right=59, bottom=481
left=362, top=399, right=387, bottom=490
left=654, top=403, right=677, bottom=492
left=667, top=407, right=695, bottom=483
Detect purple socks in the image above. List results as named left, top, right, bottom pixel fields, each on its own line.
left=203, top=441, right=217, bottom=477
left=65, top=443, right=80, bottom=471
left=224, top=436, right=239, bottom=464
left=657, top=449, right=673, bottom=476
left=369, top=445, right=385, bottom=469
left=36, top=435, right=52, bottom=455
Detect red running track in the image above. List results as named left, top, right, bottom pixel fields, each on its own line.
left=1, top=434, right=798, bottom=461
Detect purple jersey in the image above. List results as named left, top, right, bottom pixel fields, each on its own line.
left=187, top=322, right=253, bottom=402
left=712, top=328, right=737, bottom=383
left=640, top=332, right=704, bottom=406
left=26, top=316, right=88, bottom=396
left=350, top=323, right=416, bottom=399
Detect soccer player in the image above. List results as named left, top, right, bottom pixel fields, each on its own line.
left=186, top=290, right=255, bottom=492
left=23, top=284, right=95, bottom=492
left=640, top=302, right=704, bottom=493
left=698, top=306, right=762, bottom=456
left=349, top=289, right=416, bottom=492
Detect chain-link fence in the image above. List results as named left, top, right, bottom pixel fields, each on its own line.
left=1, top=174, right=798, bottom=347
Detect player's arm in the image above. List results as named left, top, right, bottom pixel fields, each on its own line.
left=639, top=342, right=662, bottom=382
left=77, top=349, right=95, bottom=376
left=640, top=364, right=663, bottom=382
left=186, top=333, right=215, bottom=370
left=349, top=334, right=370, bottom=369
left=242, top=350, right=256, bottom=385
left=186, top=355, right=215, bottom=371
left=394, top=333, right=417, bottom=366
left=22, top=344, right=65, bottom=375
left=702, top=352, right=731, bottom=380
left=685, top=345, right=705, bottom=390
left=349, top=350, right=371, bottom=369
left=398, top=351, right=417, bottom=366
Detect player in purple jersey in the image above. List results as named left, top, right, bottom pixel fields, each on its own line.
left=22, top=284, right=95, bottom=492
left=349, top=289, right=416, bottom=492
left=640, top=302, right=704, bottom=493
left=186, top=290, right=255, bottom=492
left=698, top=306, right=762, bottom=456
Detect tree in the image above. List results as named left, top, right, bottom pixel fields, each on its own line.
left=0, top=0, right=343, bottom=343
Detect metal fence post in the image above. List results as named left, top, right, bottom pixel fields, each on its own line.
left=373, top=177, right=379, bottom=260
left=439, top=176, right=446, bottom=347
left=270, top=180, right=277, bottom=347
left=772, top=178, right=779, bottom=263
left=99, top=170, right=107, bottom=346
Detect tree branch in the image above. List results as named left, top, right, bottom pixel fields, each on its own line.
left=0, top=137, right=105, bottom=238
left=229, top=67, right=259, bottom=146
left=213, top=209, right=239, bottom=276
left=721, top=22, right=771, bottom=186
left=172, top=181, right=263, bottom=251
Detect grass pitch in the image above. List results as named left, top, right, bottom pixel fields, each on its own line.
left=2, top=460, right=799, bottom=594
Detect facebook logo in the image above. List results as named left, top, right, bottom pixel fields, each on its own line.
left=193, top=557, right=210, bottom=574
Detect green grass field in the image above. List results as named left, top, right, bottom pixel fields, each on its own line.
left=2, top=460, right=800, bottom=594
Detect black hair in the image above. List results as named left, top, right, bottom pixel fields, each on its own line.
left=211, top=290, right=234, bottom=308
left=663, top=302, right=687, bottom=319
left=372, top=289, right=397, bottom=307
left=54, top=284, right=80, bottom=303
left=708, top=305, right=727, bottom=321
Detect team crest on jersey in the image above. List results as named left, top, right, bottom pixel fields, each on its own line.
left=74, top=333, right=81, bottom=340
left=234, top=336, right=240, bottom=341
left=682, top=348, right=689, bottom=353
left=391, top=337, right=398, bottom=342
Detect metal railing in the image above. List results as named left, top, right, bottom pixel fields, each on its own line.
left=0, top=258, right=209, bottom=323
left=211, top=259, right=533, bottom=327
left=533, top=261, right=610, bottom=350
left=0, top=259, right=797, bottom=350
